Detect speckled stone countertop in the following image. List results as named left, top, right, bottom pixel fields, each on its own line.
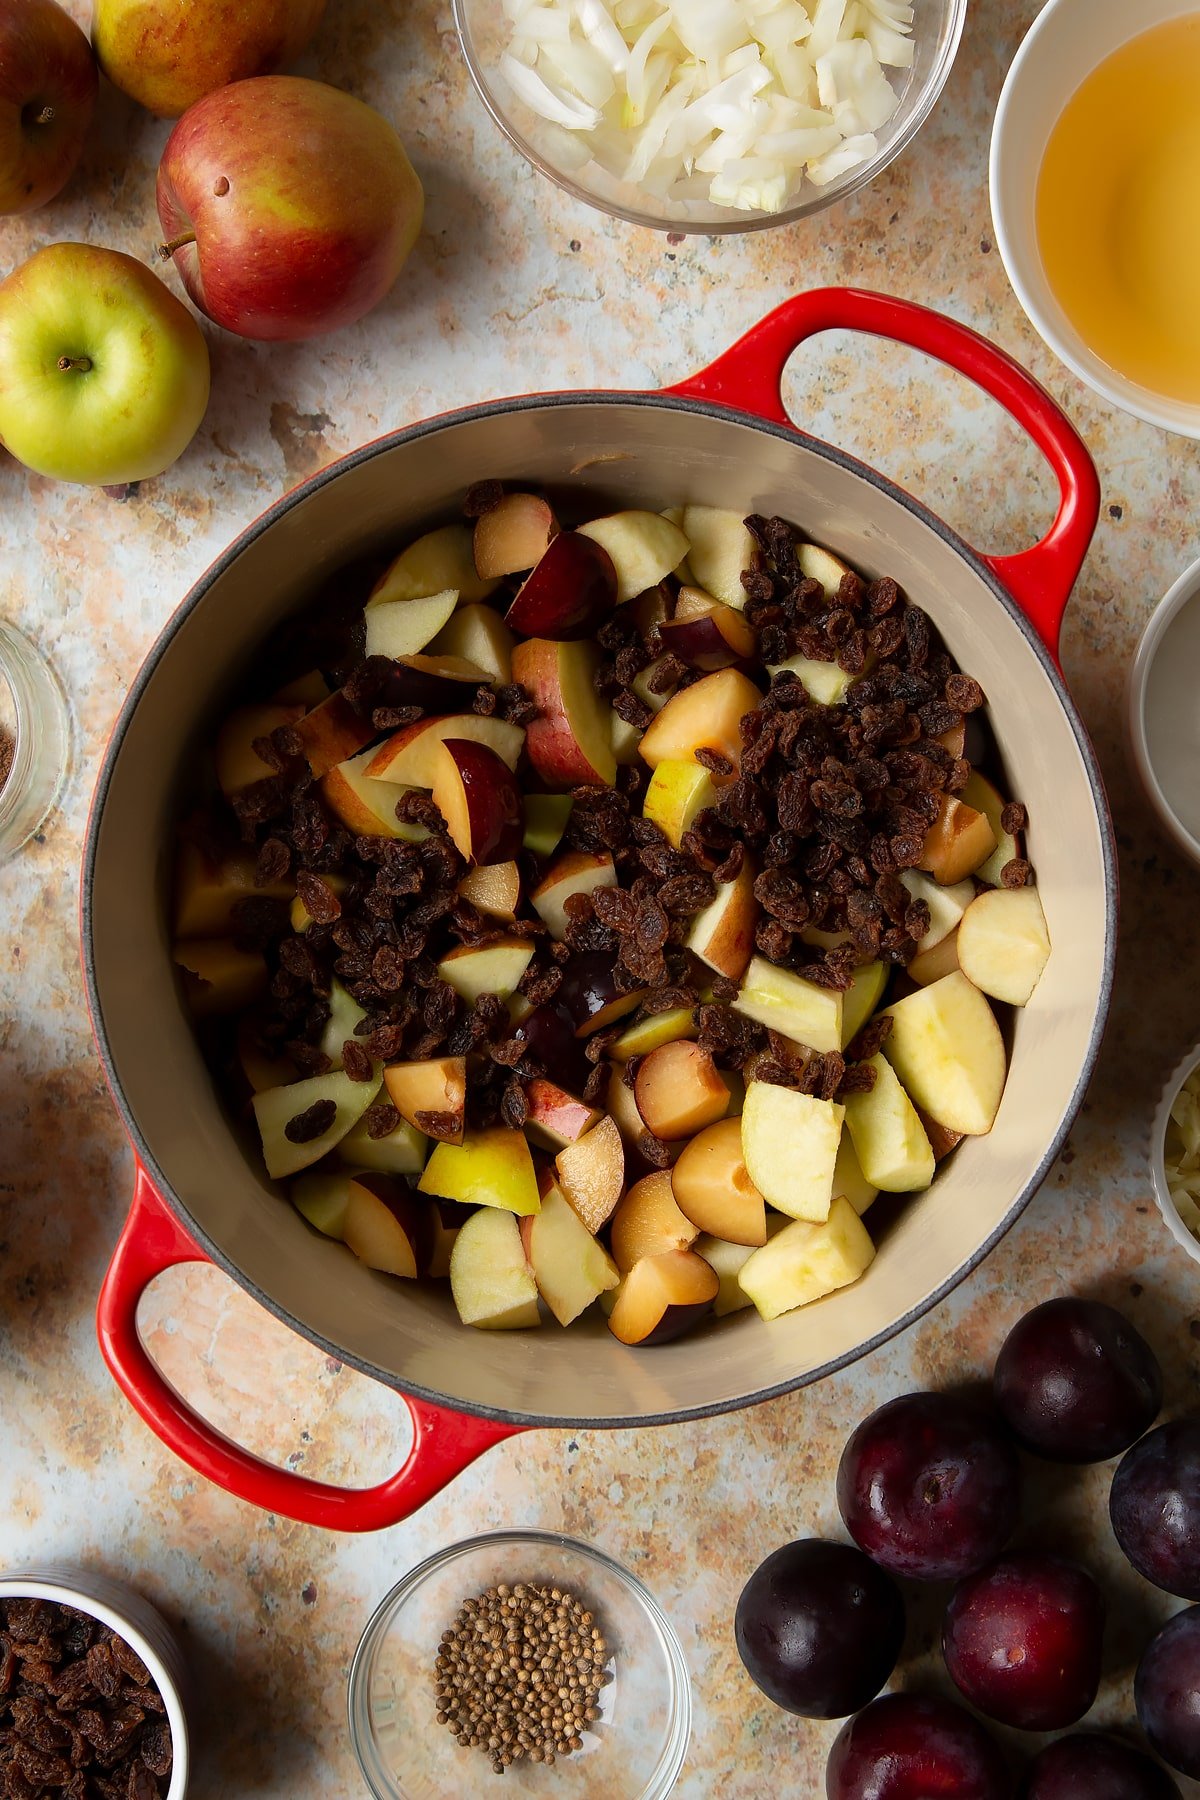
left=3, top=1, right=1200, bottom=1795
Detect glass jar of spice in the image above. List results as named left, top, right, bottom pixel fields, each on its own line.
left=0, top=622, right=70, bottom=860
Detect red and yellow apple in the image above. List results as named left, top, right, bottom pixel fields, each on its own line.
left=511, top=637, right=616, bottom=788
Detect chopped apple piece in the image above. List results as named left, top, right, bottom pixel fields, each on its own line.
left=523, top=1079, right=602, bottom=1152
left=956, top=885, right=1050, bottom=1006
left=671, top=1117, right=766, bottom=1245
left=291, top=1172, right=352, bottom=1240
left=682, top=505, right=757, bottom=610
left=320, top=747, right=426, bottom=841
left=449, top=1207, right=541, bottom=1329
left=530, top=851, right=616, bottom=940
left=427, top=1198, right=471, bottom=1279
left=335, top=1112, right=427, bottom=1176
left=900, top=869, right=974, bottom=951
left=174, top=939, right=268, bottom=1016
left=843, top=1054, right=935, bottom=1192
left=215, top=700, right=305, bottom=796
left=432, top=738, right=523, bottom=865
left=318, top=979, right=368, bottom=1070
left=960, top=771, right=1020, bottom=887
left=252, top=1067, right=382, bottom=1180
left=511, top=638, right=616, bottom=788
left=607, top=1068, right=649, bottom=1149
left=576, top=509, right=690, bottom=604
left=768, top=651, right=868, bottom=707
left=631, top=657, right=677, bottom=713
left=436, top=937, right=534, bottom=1004
left=741, top=1082, right=844, bottom=1222
left=908, top=928, right=962, bottom=987
left=611, top=708, right=643, bottom=766
left=342, top=1176, right=422, bottom=1279
left=607, top=1248, right=718, bottom=1345
left=738, top=1195, right=875, bottom=1321
left=841, top=960, right=889, bottom=1050
left=520, top=1180, right=620, bottom=1326
left=918, top=793, right=997, bottom=885
left=458, top=860, right=520, bottom=921
left=643, top=758, right=717, bottom=848
left=798, top=541, right=853, bottom=596
left=364, top=590, right=459, bottom=660
left=638, top=667, right=762, bottom=774
left=610, top=1007, right=696, bottom=1062
left=419, top=1126, right=541, bottom=1215
left=687, top=857, right=759, bottom=984
left=523, top=794, right=573, bottom=858
left=372, top=521, right=500, bottom=605
left=555, top=1114, right=625, bottom=1234
left=660, top=589, right=757, bottom=669
left=610, top=1169, right=699, bottom=1274
left=290, top=873, right=349, bottom=932
left=883, top=972, right=1007, bottom=1136
left=174, top=840, right=292, bottom=937
left=692, top=1234, right=755, bottom=1316
left=384, top=1056, right=467, bottom=1143
left=292, top=689, right=374, bottom=778
left=833, top=1132, right=878, bottom=1216
left=431, top=601, right=515, bottom=684
left=473, top=492, right=557, bottom=579
left=366, top=713, right=523, bottom=786
left=507, top=531, right=617, bottom=639
left=734, top=955, right=843, bottom=1054
left=635, top=1040, right=730, bottom=1140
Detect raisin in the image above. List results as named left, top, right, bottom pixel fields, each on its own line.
left=1000, top=857, right=1033, bottom=887
left=284, top=1099, right=336, bottom=1143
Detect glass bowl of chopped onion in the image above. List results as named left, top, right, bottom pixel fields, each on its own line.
left=452, top=0, right=967, bottom=231
left=348, top=1530, right=691, bottom=1798
left=1151, top=1045, right=1200, bottom=1268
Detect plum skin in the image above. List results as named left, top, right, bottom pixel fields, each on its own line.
left=836, top=1391, right=1021, bottom=1581
left=942, top=1551, right=1105, bottom=1731
left=826, top=1693, right=1009, bottom=1800
left=1021, top=1731, right=1182, bottom=1799
left=1135, top=1605, right=1200, bottom=1780
left=1110, top=1418, right=1200, bottom=1600
left=735, top=1538, right=904, bottom=1719
left=992, top=1297, right=1162, bottom=1463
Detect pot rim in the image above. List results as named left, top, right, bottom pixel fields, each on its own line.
left=82, top=386, right=1118, bottom=1429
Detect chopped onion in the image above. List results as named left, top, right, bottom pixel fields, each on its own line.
left=494, top=0, right=913, bottom=213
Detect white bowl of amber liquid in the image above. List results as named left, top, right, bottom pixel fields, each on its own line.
left=990, top=0, right=1200, bottom=436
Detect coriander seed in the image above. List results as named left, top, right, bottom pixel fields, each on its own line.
left=433, top=1580, right=611, bottom=1774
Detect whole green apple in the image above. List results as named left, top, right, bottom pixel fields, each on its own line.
left=92, top=0, right=325, bottom=119
left=0, top=242, right=211, bottom=485
left=157, top=76, right=424, bottom=343
left=1, top=0, right=98, bottom=214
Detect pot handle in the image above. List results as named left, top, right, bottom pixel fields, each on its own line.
left=663, top=287, right=1100, bottom=660
left=96, top=1165, right=522, bottom=1532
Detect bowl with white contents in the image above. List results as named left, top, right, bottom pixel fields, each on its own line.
left=1127, top=553, right=1200, bottom=868
left=452, top=0, right=967, bottom=232
left=1151, top=1045, right=1200, bottom=1269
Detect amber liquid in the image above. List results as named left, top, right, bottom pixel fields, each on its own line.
left=1036, top=14, right=1200, bottom=404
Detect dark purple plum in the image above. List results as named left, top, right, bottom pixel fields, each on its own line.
left=735, top=1538, right=904, bottom=1719
left=1135, top=1605, right=1200, bottom=1780
left=1110, top=1417, right=1200, bottom=1600
left=505, top=531, right=617, bottom=639
left=1022, top=1732, right=1181, bottom=1799
left=512, top=1001, right=589, bottom=1089
left=836, top=1392, right=1021, bottom=1581
left=943, top=1552, right=1105, bottom=1731
left=826, top=1693, right=1009, bottom=1800
left=557, top=951, right=644, bottom=1037
left=993, top=1298, right=1162, bottom=1463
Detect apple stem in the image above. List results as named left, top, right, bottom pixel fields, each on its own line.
left=32, top=104, right=55, bottom=126
left=158, top=231, right=197, bottom=260
left=56, top=356, right=92, bottom=374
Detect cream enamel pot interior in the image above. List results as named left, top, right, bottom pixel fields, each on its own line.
left=84, top=290, right=1115, bottom=1532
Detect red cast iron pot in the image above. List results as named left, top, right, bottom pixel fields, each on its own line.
left=84, top=289, right=1115, bottom=1531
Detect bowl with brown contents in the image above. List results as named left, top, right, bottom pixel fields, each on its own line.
left=0, top=1568, right=188, bottom=1799
left=84, top=288, right=1116, bottom=1531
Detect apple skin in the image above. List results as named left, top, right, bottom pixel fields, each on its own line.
left=0, top=242, right=210, bottom=485
left=156, top=76, right=424, bottom=342
left=0, top=0, right=97, bottom=214
left=93, top=0, right=325, bottom=119
left=505, top=531, right=617, bottom=641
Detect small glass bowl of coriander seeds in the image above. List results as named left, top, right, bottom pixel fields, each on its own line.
left=348, top=1531, right=691, bottom=1799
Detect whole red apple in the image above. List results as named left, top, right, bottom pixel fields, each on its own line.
left=0, top=0, right=98, bottom=215
left=156, top=76, right=423, bottom=342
